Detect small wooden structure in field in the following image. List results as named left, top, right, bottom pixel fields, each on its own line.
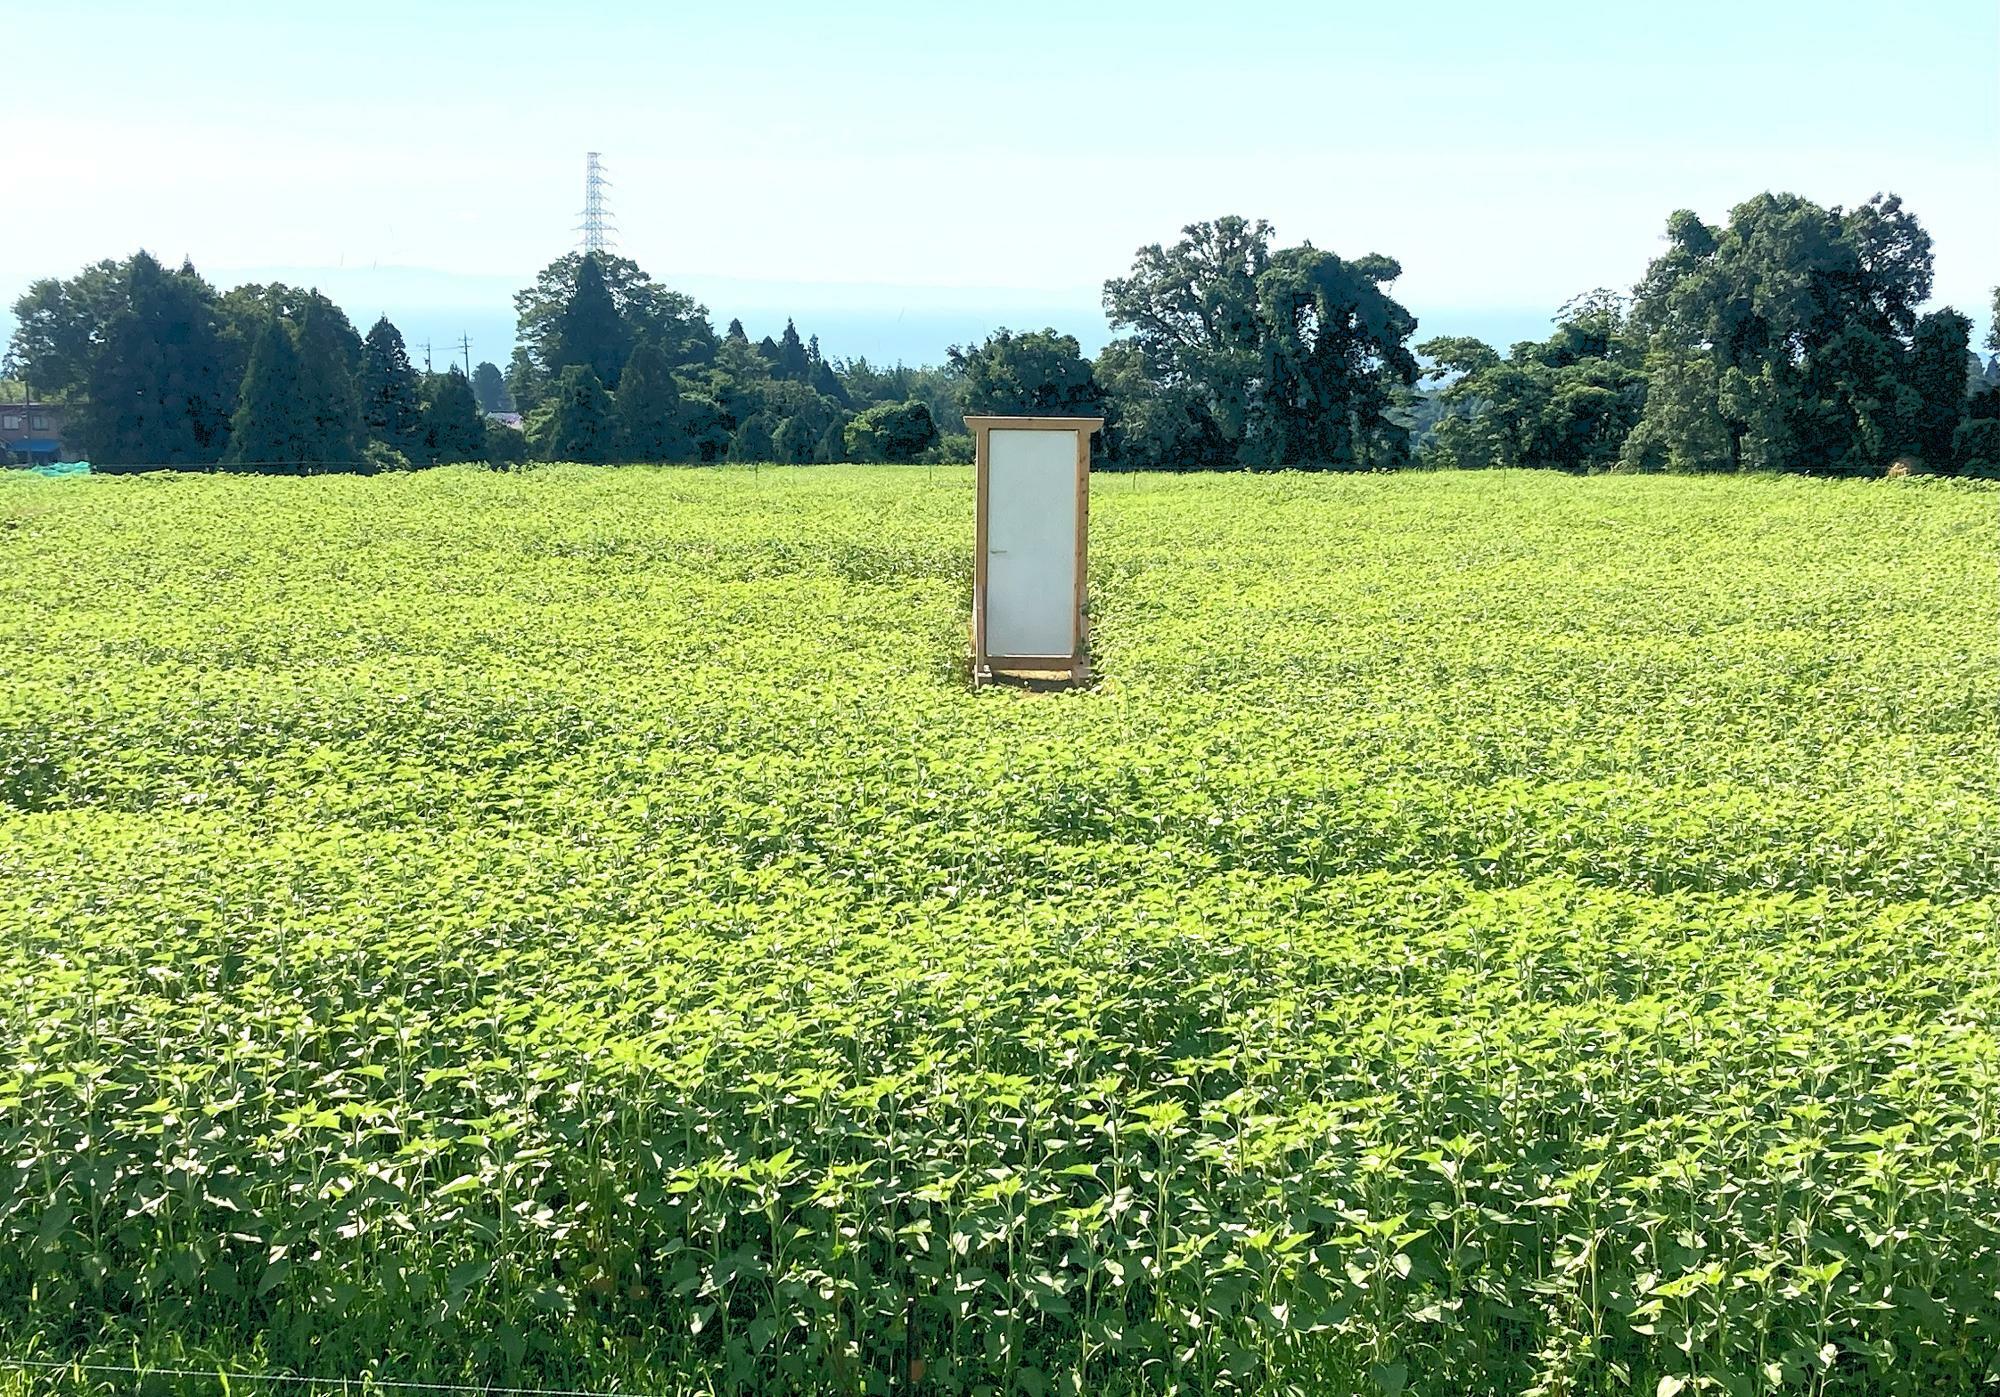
left=967, top=415, right=1103, bottom=688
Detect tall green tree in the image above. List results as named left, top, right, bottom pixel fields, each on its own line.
left=1905, top=308, right=1970, bottom=471
left=1103, top=217, right=1272, bottom=465
left=528, top=364, right=616, bottom=462
left=422, top=368, right=487, bottom=464
left=1538, top=289, right=1646, bottom=368
left=514, top=252, right=715, bottom=382
left=774, top=319, right=811, bottom=380
left=806, top=336, right=850, bottom=406
left=1104, top=218, right=1419, bottom=468
left=553, top=253, right=632, bottom=389
left=219, top=285, right=360, bottom=382
left=470, top=360, right=510, bottom=413
left=678, top=395, right=731, bottom=462
left=1248, top=248, right=1420, bottom=468
left=224, top=318, right=313, bottom=470
left=1624, top=192, right=1935, bottom=475
left=948, top=328, right=1105, bottom=418
left=814, top=418, right=850, bottom=464
left=80, top=252, right=233, bottom=469
left=616, top=340, right=694, bottom=462
left=482, top=421, right=531, bottom=468
left=505, top=346, right=545, bottom=415
left=835, top=359, right=967, bottom=438
left=1958, top=295, right=2000, bottom=477
left=297, top=298, right=365, bottom=465
left=213, top=285, right=359, bottom=427
left=359, top=317, right=425, bottom=454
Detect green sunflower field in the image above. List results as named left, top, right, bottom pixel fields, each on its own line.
left=1, top=466, right=1995, bottom=1396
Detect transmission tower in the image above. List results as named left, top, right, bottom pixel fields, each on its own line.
left=578, top=152, right=616, bottom=254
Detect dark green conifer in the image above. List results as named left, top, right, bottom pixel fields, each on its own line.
left=297, top=298, right=365, bottom=465
left=530, top=364, right=617, bottom=462
left=422, top=368, right=488, bottom=465
left=81, top=251, right=233, bottom=468
left=616, top=340, right=694, bottom=462
left=224, top=318, right=312, bottom=471
left=553, top=253, right=632, bottom=389
left=359, top=317, right=425, bottom=455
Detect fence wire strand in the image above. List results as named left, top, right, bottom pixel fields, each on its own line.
left=0, top=1358, right=662, bottom=1397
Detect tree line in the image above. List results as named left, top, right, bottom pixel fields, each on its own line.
left=6, top=254, right=495, bottom=472
left=8, top=190, right=1996, bottom=476
left=496, top=251, right=958, bottom=466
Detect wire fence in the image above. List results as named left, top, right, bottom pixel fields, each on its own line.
left=37, top=460, right=991, bottom=478
left=0, top=1358, right=661, bottom=1397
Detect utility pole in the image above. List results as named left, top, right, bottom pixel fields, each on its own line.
left=417, top=341, right=433, bottom=374
left=458, top=335, right=473, bottom=378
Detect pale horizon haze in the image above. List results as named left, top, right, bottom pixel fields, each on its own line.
left=4, top=0, right=1995, bottom=367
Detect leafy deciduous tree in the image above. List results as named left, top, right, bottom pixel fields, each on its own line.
left=1250, top=248, right=1420, bottom=469
left=678, top=395, right=731, bottom=463
left=1104, top=219, right=1421, bottom=469
left=471, top=360, right=510, bottom=414
left=482, top=422, right=531, bottom=468
left=1625, top=192, right=1936, bottom=476
left=726, top=411, right=777, bottom=463
left=4, top=257, right=132, bottom=399
left=1419, top=296, right=1648, bottom=473
left=1103, top=216, right=1272, bottom=466
left=770, top=395, right=847, bottom=464
left=843, top=400, right=937, bottom=463
left=948, top=328, right=1104, bottom=419
left=1095, top=339, right=1215, bottom=470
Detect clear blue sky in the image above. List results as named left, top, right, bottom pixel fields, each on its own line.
left=7, top=0, right=1995, bottom=365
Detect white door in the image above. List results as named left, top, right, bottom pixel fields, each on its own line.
left=985, top=429, right=1078, bottom=659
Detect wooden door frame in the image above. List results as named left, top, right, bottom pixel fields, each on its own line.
left=967, top=415, right=1104, bottom=687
